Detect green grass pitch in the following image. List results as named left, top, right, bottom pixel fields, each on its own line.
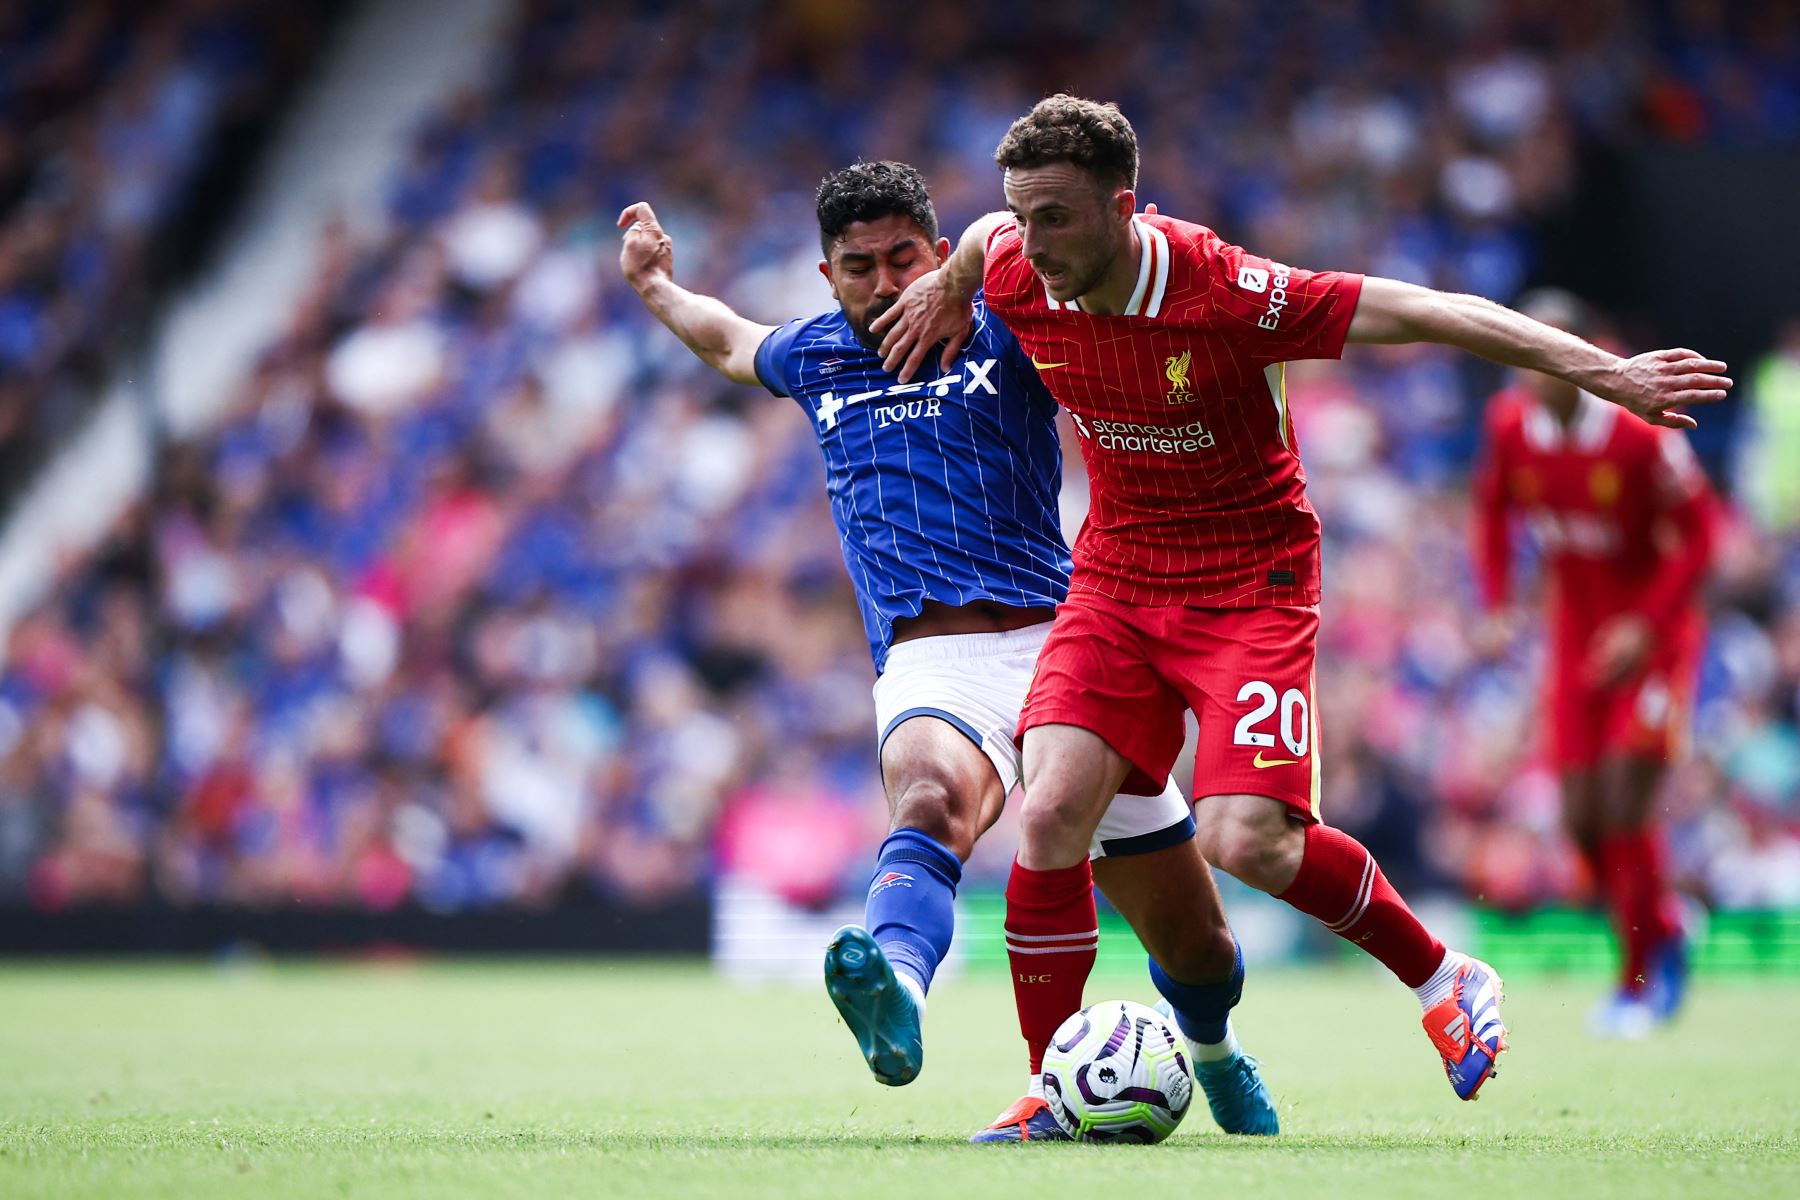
left=2, top=959, right=1796, bottom=1199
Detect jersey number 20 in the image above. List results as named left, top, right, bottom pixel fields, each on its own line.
left=1233, top=681, right=1309, bottom=757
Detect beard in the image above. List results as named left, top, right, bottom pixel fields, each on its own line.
left=1068, top=260, right=1110, bottom=299
left=848, top=296, right=895, bottom=351
left=1038, top=253, right=1108, bottom=302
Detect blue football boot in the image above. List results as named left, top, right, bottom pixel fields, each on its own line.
left=1153, top=1000, right=1279, bottom=1135
left=823, top=925, right=922, bottom=1086
left=1647, top=899, right=1702, bottom=1024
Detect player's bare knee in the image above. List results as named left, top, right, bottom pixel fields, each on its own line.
left=1195, top=807, right=1298, bottom=892
left=1016, top=792, right=1093, bottom=863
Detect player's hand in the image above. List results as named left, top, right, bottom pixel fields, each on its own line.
left=1584, top=613, right=1653, bottom=688
left=617, top=202, right=674, bottom=291
left=1594, top=349, right=1733, bottom=430
left=871, top=268, right=975, bottom=382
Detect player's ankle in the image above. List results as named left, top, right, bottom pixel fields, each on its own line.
left=1411, top=949, right=1464, bottom=1011
left=894, top=969, right=927, bottom=1015
left=1188, top=1021, right=1241, bottom=1066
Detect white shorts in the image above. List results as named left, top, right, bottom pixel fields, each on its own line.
left=872, top=622, right=1193, bottom=860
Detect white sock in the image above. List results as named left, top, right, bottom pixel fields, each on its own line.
left=895, top=969, right=927, bottom=1016
left=1186, top=1020, right=1241, bottom=1066
left=1027, top=1072, right=1045, bottom=1100
left=1412, top=949, right=1464, bottom=1011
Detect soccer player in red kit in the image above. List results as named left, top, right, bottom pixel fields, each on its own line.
left=875, top=94, right=1732, bottom=1113
left=1472, top=289, right=1716, bottom=1038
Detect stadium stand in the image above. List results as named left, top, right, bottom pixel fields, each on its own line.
left=0, top=0, right=1795, bottom=918
left=0, top=0, right=333, bottom=505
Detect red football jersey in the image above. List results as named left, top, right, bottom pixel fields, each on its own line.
left=1473, top=386, right=1715, bottom=648
left=981, top=213, right=1364, bottom=606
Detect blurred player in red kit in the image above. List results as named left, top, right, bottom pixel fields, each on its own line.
left=1472, top=289, right=1717, bottom=1038
left=877, top=94, right=1733, bottom=1114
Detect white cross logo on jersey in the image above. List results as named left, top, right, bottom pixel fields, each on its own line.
left=815, top=391, right=846, bottom=430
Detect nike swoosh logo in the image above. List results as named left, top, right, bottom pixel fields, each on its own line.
left=1252, top=751, right=1300, bottom=768
left=1031, top=358, right=1069, bottom=370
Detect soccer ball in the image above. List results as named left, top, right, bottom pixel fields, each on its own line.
left=1040, top=999, right=1193, bottom=1143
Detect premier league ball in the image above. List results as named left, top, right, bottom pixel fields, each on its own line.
left=1040, top=999, right=1194, bottom=1143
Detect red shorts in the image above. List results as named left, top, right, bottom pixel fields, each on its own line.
left=1018, top=594, right=1321, bottom=820
left=1547, top=637, right=1701, bottom=771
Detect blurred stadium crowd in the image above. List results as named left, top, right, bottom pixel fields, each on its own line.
left=2, top=0, right=1797, bottom=915
left=0, top=0, right=328, bottom=499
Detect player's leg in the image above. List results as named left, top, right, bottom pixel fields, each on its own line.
left=1008, top=721, right=1131, bottom=1052
left=1091, top=820, right=1278, bottom=1136
left=1590, top=653, right=1696, bottom=1032
left=1001, top=596, right=1187, bottom=1077
left=1178, top=605, right=1504, bottom=1100
left=865, top=715, right=1004, bottom=990
left=1191, top=790, right=1505, bottom=1099
left=968, top=721, right=1133, bottom=1143
left=1596, top=752, right=1687, bottom=1023
left=827, top=635, right=1016, bottom=1088
left=1559, top=768, right=1604, bottom=895
left=970, top=599, right=1189, bottom=1142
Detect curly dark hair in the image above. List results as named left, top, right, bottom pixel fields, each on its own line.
left=994, top=94, right=1138, bottom=193
left=815, top=161, right=938, bottom=258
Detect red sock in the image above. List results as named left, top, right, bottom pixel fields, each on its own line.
left=1599, top=830, right=1679, bottom=995
left=1277, top=824, right=1445, bottom=989
left=1005, top=857, right=1098, bottom=1073
left=1573, top=839, right=1604, bottom=899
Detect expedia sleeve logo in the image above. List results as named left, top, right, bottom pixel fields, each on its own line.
left=1255, top=264, right=1293, bottom=330
left=1237, top=266, right=1269, bottom=293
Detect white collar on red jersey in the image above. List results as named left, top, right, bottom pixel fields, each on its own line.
left=1523, top=389, right=1617, bottom=452
left=1045, top=216, right=1171, bottom=317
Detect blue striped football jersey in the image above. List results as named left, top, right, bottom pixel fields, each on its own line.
left=753, top=297, right=1071, bottom=672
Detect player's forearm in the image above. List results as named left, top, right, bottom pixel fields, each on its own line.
left=1473, top=511, right=1512, bottom=609
left=1470, top=454, right=1513, bottom=608
left=1474, top=524, right=1512, bottom=610
left=943, top=212, right=1010, bottom=299
left=1351, top=280, right=1625, bottom=394
left=630, top=274, right=766, bottom=386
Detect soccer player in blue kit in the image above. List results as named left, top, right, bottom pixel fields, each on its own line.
left=619, top=162, right=1275, bottom=1141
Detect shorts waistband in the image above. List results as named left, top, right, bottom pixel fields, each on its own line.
left=881, top=620, right=1053, bottom=671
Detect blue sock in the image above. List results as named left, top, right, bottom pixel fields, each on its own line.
left=1149, top=936, right=1244, bottom=1045
left=864, top=827, right=962, bottom=995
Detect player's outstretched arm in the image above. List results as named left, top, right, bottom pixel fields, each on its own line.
left=872, top=212, right=1009, bottom=382
left=618, top=202, right=773, bottom=387
left=1345, top=277, right=1733, bottom=429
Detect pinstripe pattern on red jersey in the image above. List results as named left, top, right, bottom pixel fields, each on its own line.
left=984, top=214, right=1364, bottom=607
